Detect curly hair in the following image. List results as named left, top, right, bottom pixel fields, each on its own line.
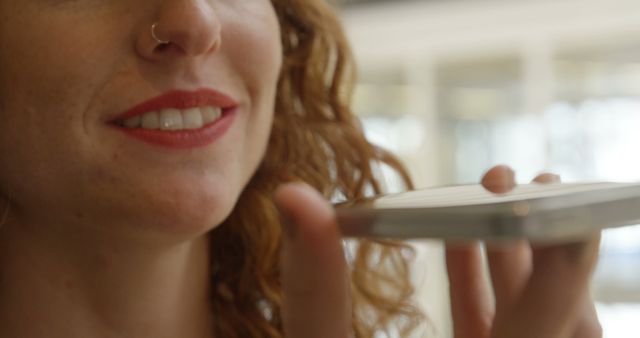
left=208, top=0, right=426, bottom=337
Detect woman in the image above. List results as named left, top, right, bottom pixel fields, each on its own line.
left=0, top=0, right=601, bottom=337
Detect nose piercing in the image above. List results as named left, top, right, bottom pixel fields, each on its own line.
left=151, top=22, right=170, bottom=45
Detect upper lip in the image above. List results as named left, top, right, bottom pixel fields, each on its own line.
left=110, top=89, right=238, bottom=123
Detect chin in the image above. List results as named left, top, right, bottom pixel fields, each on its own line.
left=103, top=179, right=242, bottom=241
left=157, top=190, right=236, bottom=236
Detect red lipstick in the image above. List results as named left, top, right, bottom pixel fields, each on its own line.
left=110, top=89, right=238, bottom=149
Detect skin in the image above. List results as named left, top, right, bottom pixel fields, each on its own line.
left=447, top=166, right=602, bottom=338
left=0, top=0, right=281, bottom=337
left=275, top=166, right=602, bottom=338
left=0, top=1, right=602, bottom=338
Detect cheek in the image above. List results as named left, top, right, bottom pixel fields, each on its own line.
left=0, top=10, right=124, bottom=220
left=0, top=39, right=107, bottom=199
left=224, top=4, right=283, bottom=92
left=224, top=6, right=282, bottom=168
left=0, top=6, right=106, bottom=106
left=0, top=7, right=115, bottom=164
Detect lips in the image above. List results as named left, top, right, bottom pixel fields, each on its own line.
left=110, top=89, right=238, bottom=149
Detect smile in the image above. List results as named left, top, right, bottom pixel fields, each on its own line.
left=110, top=89, right=238, bottom=149
left=116, top=106, right=223, bottom=131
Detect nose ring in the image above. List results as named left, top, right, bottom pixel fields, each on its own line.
left=151, top=22, right=170, bottom=45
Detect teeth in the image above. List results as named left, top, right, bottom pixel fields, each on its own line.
left=202, top=107, right=222, bottom=124
left=141, top=112, right=160, bottom=129
left=123, top=116, right=142, bottom=128
left=121, top=107, right=223, bottom=130
left=160, top=108, right=183, bottom=130
left=182, top=108, right=204, bottom=130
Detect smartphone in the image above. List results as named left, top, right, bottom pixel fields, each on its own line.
left=335, top=182, right=640, bottom=242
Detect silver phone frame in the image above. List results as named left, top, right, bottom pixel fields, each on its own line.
left=336, top=183, right=640, bottom=242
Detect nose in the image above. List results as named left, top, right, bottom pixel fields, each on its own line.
left=138, top=0, right=221, bottom=60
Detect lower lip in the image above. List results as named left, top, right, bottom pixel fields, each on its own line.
left=113, top=109, right=236, bottom=149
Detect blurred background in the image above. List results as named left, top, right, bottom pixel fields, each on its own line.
left=334, top=0, right=640, bottom=337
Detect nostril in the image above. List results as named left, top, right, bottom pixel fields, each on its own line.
left=153, top=43, right=172, bottom=53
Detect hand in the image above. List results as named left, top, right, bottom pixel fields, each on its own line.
left=446, top=165, right=603, bottom=338
left=274, top=183, right=351, bottom=338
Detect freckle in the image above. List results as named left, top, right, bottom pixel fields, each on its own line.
left=74, top=212, right=84, bottom=219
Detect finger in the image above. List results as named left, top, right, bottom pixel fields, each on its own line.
left=481, top=165, right=516, bottom=193
left=486, top=242, right=531, bottom=325
left=492, top=234, right=601, bottom=338
left=486, top=171, right=561, bottom=315
left=446, top=243, right=493, bottom=338
left=448, top=164, right=520, bottom=337
left=480, top=166, right=531, bottom=319
left=274, top=183, right=351, bottom=338
left=572, top=296, right=603, bottom=338
left=531, top=174, right=603, bottom=338
left=532, top=172, right=561, bottom=184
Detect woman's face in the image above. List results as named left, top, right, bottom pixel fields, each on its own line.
left=0, top=0, right=282, bottom=237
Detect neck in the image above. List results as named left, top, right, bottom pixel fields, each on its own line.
left=0, top=218, right=215, bottom=338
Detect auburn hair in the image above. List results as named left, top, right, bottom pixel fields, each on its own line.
left=208, top=0, right=425, bottom=337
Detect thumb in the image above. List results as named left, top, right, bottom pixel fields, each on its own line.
left=274, top=183, right=351, bottom=338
